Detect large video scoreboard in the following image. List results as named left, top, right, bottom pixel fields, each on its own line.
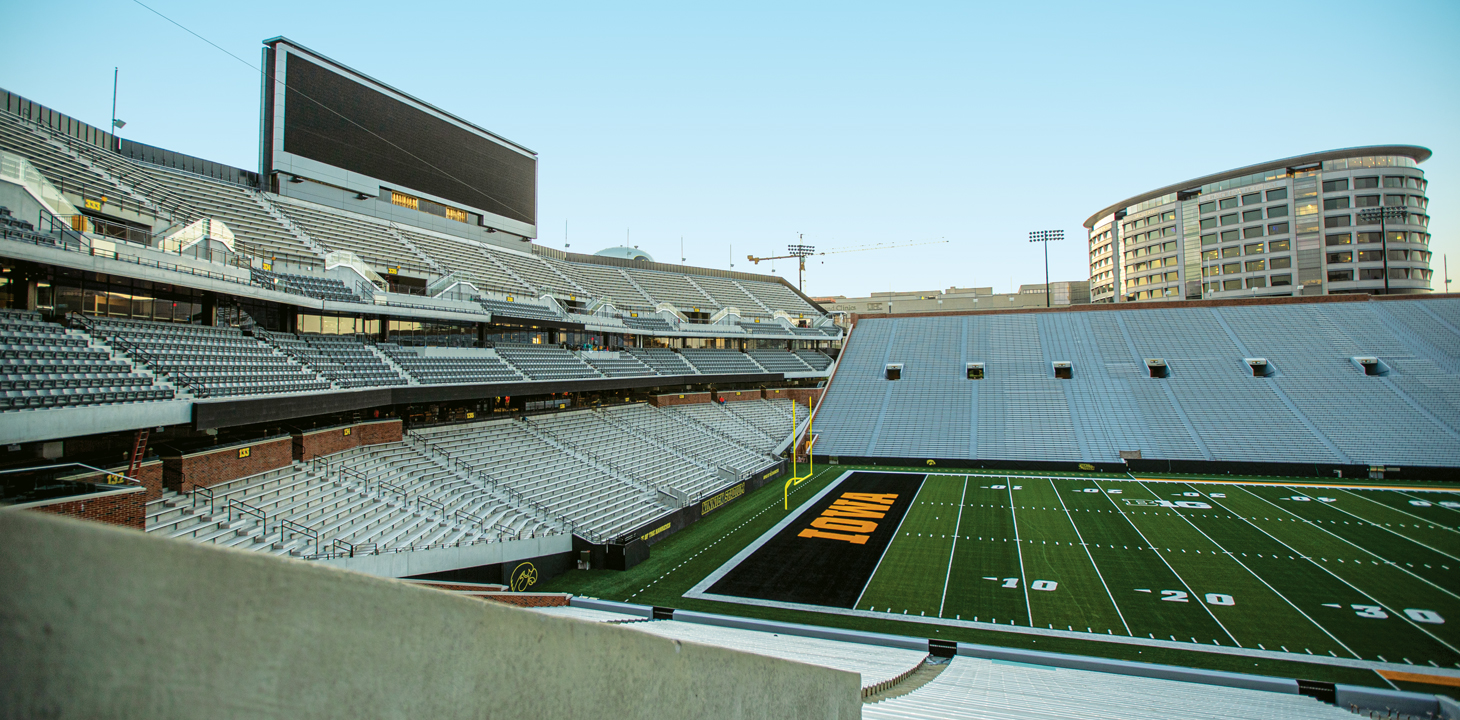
left=260, top=38, right=537, bottom=236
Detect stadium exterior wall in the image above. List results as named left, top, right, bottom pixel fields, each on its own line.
left=161, top=435, right=293, bottom=493
left=0, top=511, right=861, bottom=720
left=293, top=418, right=403, bottom=461
left=648, top=391, right=712, bottom=407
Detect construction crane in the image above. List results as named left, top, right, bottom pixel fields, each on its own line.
left=746, top=235, right=950, bottom=292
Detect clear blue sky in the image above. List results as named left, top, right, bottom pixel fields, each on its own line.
left=3, top=0, right=1457, bottom=298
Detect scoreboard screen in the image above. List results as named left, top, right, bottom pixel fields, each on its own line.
left=262, top=39, right=536, bottom=231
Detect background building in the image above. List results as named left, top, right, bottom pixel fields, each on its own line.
left=1085, top=146, right=1433, bottom=303
left=813, top=280, right=1089, bottom=323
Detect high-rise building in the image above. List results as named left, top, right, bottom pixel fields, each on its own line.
left=1085, top=146, right=1433, bottom=303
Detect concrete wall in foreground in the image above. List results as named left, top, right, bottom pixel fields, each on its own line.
left=0, top=512, right=861, bottom=720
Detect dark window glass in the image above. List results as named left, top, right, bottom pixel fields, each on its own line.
left=1357, top=195, right=1381, bottom=208
left=1388, top=249, right=1407, bottom=261
left=1324, top=197, right=1350, bottom=210
left=1222, top=279, right=1243, bottom=291
left=1245, top=260, right=1266, bottom=272
left=1327, top=252, right=1353, bottom=264
left=1328, top=269, right=1354, bottom=282
left=1324, top=215, right=1351, bottom=228
left=1221, top=230, right=1240, bottom=242
left=1266, top=188, right=1288, bottom=201
left=1222, top=247, right=1241, bottom=259
left=1360, top=268, right=1385, bottom=280
left=1270, top=256, right=1291, bottom=269
left=1357, top=250, right=1384, bottom=262
left=1199, top=201, right=1216, bottom=214
left=1271, top=274, right=1292, bottom=286
left=1355, top=232, right=1382, bottom=244
left=1220, top=197, right=1239, bottom=210
left=1220, top=213, right=1239, bottom=226
left=1268, top=239, right=1291, bottom=252
left=1201, top=234, right=1217, bottom=246
left=1267, top=205, right=1289, bottom=218
left=1323, top=179, right=1349, bottom=192
left=1241, top=192, right=1262, bottom=205
left=1243, top=209, right=1264, bottom=222
left=1247, top=276, right=1267, bottom=289
left=1243, top=242, right=1265, bottom=255
left=1383, top=176, right=1405, bottom=188
left=1326, top=233, right=1352, bottom=246
left=1243, top=226, right=1265, bottom=239
left=1354, top=176, right=1379, bottom=189
left=1388, top=267, right=1409, bottom=280
left=1384, top=194, right=1405, bottom=206
left=1268, top=222, right=1290, bottom=235
left=1200, top=218, right=1218, bottom=230
left=1202, top=249, right=1219, bottom=261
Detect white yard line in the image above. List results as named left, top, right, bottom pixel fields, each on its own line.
left=1218, top=488, right=1460, bottom=657
left=1335, top=487, right=1460, bottom=537
left=853, top=474, right=929, bottom=611
left=1388, top=488, right=1460, bottom=518
left=938, top=476, right=969, bottom=619
left=1007, top=478, right=1034, bottom=628
left=1152, top=481, right=1361, bottom=659
left=1092, top=479, right=1241, bottom=647
left=1050, top=478, right=1131, bottom=636
left=1237, top=486, right=1460, bottom=602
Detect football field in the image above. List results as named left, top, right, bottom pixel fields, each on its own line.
left=693, top=470, right=1460, bottom=671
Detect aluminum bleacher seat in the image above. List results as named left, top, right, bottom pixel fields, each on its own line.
left=271, top=198, right=435, bottom=276
left=480, top=298, right=562, bottom=323
left=679, top=349, right=767, bottom=375
left=621, top=267, right=716, bottom=311
left=562, top=263, right=653, bottom=306
left=622, top=315, right=675, bottom=332
left=87, top=317, right=329, bottom=398
left=527, top=410, right=725, bottom=499
left=747, top=350, right=813, bottom=372
left=624, top=348, right=697, bottom=375
left=250, top=268, right=362, bottom=303
left=603, top=404, right=771, bottom=474
left=667, top=402, right=777, bottom=455
left=394, top=227, right=532, bottom=297
left=0, top=309, right=175, bottom=411
left=794, top=350, right=834, bottom=370
left=377, top=344, right=521, bottom=384
left=258, top=331, right=409, bottom=389
left=581, top=352, right=656, bottom=378
left=495, top=343, right=602, bottom=380
left=683, top=274, right=767, bottom=315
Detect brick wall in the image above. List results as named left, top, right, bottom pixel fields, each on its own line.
left=787, top=388, right=824, bottom=409
left=66, top=460, right=164, bottom=501
left=162, top=437, right=292, bottom=494
left=716, top=390, right=760, bottom=403
left=472, top=593, right=572, bottom=608
left=295, top=419, right=403, bottom=462
left=648, top=392, right=711, bottom=407
left=30, top=487, right=145, bottom=529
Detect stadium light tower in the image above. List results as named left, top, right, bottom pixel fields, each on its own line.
left=1029, top=230, right=1063, bottom=307
left=1357, top=207, right=1406, bottom=294
left=786, top=238, right=816, bottom=292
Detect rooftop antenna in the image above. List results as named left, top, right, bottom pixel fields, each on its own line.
left=109, top=67, right=126, bottom=152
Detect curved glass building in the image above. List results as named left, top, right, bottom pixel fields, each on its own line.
left=1084, top=146, right=1432, bottom=303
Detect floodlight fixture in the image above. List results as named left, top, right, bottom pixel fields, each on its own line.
left=1028, top=229, right=1064, bottom=307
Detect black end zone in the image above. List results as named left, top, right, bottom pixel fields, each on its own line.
left=708, top=472, right=925, bottom=608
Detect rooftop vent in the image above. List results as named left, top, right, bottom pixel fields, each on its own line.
left=1145, top=358, right=1169, bottom=379
left=1052, top=361, right=1073, bottom=380
left=967, top=362, right=984, bottom=380
left=1351, top=356, right=1389, bottom=377
left=1246, top=358, right=1274, bottom=377
left=885, top=363, right=903, bottom=381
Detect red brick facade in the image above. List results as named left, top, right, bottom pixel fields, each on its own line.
left=471, top=592, right=572, bottom=608
left=406, top=580, right=508, bottom=593
left=65, top=460, right=164, bottom=501
left=30, top=486, right=145, bottom=529
left=787, top=387, right=824, bottom=409
left=162, top=437, right=293, bottom=494
left=294, top=419, right=403, bottom=462
left=716, top=390, right=760, bottom=403
left=648, top=392, right=711, bottom=407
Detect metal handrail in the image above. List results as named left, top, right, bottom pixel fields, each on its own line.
left=279, top=518, right=319, bottom=553
left=226, top=498, right=266, bottom=529
left=68, top=312, right=210, bottom=398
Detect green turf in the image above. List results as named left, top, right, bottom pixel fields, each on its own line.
left=539, top=464, right=1460, bottom=689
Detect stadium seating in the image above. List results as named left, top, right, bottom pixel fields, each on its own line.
left=0, top=206, right=59, bottom=247
left=666, top=403, right=778, bottom=455
left=679, top=348, right=766, bottom=375
left=86, top=317, right=330, bottom=398
left=486, top=248, right=586, bottom=298
left=795, top=350, right=834, bottom=370
left=250, top=268, right=362, bottom=303
left=723, top=398, right=805, bottom=441
left=814, top=299, right=1460, bottom=467
left=601, top=404, right=771, bottom=474
left=479, top=297, right=563, bottom=322
left=621, top=267, right=715, bottom=310
left=682, top=274, right=769, bottom=315
left=0, top=309, right=174, bottom=410
left=394, top=227, right=530, bottom=297
left=271, top=197, right=435, bottom=276
left=622, top=315, right=674, bottom=332
left=580, top=352, right=656, bottom=378
left=747, top=349, right=814, bottom=372
left=526, top=410, right=728, bottom=499
left=495, top=343, right=602, bottom=380
left=862, top=656, right=1353, bottom=720
left=376, top=344, right=521, bottom=385
left=624, top=347, right=697, bottom=375
left=566, top=263, right=653, bottom=307
left=412, top=418, right=669, bottom=539
left=258, top=331, right=408, bottom=388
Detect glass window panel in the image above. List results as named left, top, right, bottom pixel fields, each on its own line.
left=1271, top=274, right=1292, bottom=286
left=1270, top=256, right=1291, bottom=269
left=1266, top=188, right=1288, bottom=201
left=1220, top=197, right=1239, bottom=210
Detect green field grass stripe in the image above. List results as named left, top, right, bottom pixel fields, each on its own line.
left=1239, top=486, right=1460, bottom=604
left=1008, top=480, right=1034, bottom=627
left=1383, top=489, right=1460, bottom=528
left=1048, top=478, right=1131, bottom=636
left=1219, top=487, right=1460, bottom=658
left=1092, top=479, right=1241, bottom=647
left=1154, top=482, right=1362, bottom=659
left=1334, top=488, right=1460, bottom=540
left=1318, top=490, right=1460, bottom=566
left=937, top=475, right=969, bottom=618
left=852, top=474, right=934, bottom=612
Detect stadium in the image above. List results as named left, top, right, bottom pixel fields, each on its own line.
left=2, top=30, right=1458, bottom=720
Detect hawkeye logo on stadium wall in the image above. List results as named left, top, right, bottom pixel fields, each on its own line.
left=509, top=562, right=538, bottom=591
left=797, top=492, right=898, bottom=545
